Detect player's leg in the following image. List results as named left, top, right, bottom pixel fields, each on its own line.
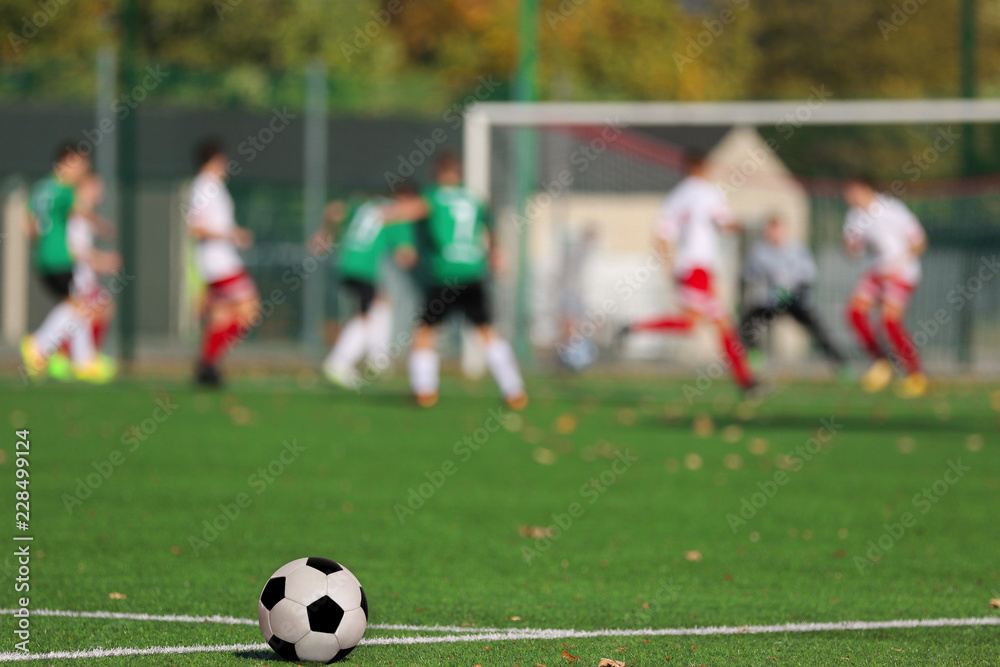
left=787, top=299, right=846, bottom=368
left=461, top=282, right=526, bottom=409
left=616, top=270, right=699, bottom=342
left=847, top=274, right=892, bottom=392
left=409, top=324, right=440, bottom=407
left=196, top=272, right=259, bottom=385
left=364, top=296, right=394, bottom=370
left=408, top=286, right=445, bottom=407
left=708, top=312, right=757, bottom=393
left=739, top=305, right=776, bottom=351
left=22, top=272, right=82, bottom=377
left=323, top=280, right=375, bottom=389
left=880, top=281, right=926, bottom=397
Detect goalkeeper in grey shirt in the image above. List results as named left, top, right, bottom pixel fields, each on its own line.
left=740, top=216, right=846, bottom=371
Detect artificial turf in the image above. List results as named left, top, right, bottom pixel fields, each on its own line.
left=0, top=373, right=997, bottom=665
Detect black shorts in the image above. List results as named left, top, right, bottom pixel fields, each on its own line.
left=40, top=271, right=74, bottom=299
left=342, top=278, right=377, bottom=314
left=420, top=281, right=491, bottom=327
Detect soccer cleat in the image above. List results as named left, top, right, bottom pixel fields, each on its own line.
left=323, top=360, right=360, bottom=391
left=47, top=352, right=73, bottom=382
left=506, top=392, right=529, bottom=411
left=415, top=392, right=439, bottom=408
left=74, top=356, right=116, bottom=384
left=195, top=360, right=222, bottom=388
left=895, top=372, right=929, bottom=399
left=860, top=359, right=893, bottom=393
left=19, top=336, right=47, bottom=380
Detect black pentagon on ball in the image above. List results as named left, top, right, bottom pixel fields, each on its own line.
left=360, top=586, right=368, bottom=620
left=307, top=595, right=345, bottom=634
left=267, top=634, right=298, bottom=662
left=260, top=577, right=285, bottom=611
left=306, top=557, right=343, bottom=575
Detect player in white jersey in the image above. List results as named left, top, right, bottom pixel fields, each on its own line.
left=48, top=172, right=120, bottom=382
left=843, top=176, right=928, bottom=397
left=187, top=139, right=259, bottom=386
left=619, top=151, right=756, bottom=395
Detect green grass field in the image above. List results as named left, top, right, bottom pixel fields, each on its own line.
left=1, top=374, right=998, bottom=665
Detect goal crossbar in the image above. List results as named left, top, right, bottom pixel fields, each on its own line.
left=463, top=98, right=1000, bottom=197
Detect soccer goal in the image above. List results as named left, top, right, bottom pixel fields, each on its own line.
left=465, top=99, right=1000, bottom=375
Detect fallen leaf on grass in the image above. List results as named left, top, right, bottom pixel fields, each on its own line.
left=108, top=592, right=126, bottom=600
left=520, top=525, right=555, bottom=539
left=989, top=598, right=1000, bottom=608
left=507, top=616, right=523, bottom=621
left=599, top=660, right=626, bottom=666
left=561, top=650, right=580, bottom=662
left=684, top=550, right=703, bottom=562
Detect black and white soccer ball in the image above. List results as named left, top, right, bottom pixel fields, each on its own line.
left=258, top=557, right=368, bottom=663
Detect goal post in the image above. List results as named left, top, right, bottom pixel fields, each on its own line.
left=464, top=99, right=1000, bottom=375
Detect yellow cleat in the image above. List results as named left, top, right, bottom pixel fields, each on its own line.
left=860, top=359, right=893, bottom=393
left=505, top=392, right=529, bottom=411
left=415, top=392, right=439, bottom=408
left=73, top=355, right=117, bottom=384
left=19, top=336, right=47, bottom=381
left=896, top=372, right=929, bottom=399
left=48, top=352, right=73, bottom=382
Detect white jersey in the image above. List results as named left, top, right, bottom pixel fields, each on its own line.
left=654, top=176, right=734, bottom=277
left=187, top=173, right=244, bottom=283
left=67, top=213, right=99, bottom=295
left=844, top=194, right=925, bottom=284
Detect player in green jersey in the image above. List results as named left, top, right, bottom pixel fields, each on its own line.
left=388, top=151, right=526, bottom=409
left=309, top=185, right=419, bottom=389
left=21, top=143, right=114, bottom=383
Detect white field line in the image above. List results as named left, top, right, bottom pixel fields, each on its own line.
left=0, top=608, right=494, bottom=634
left=0, top=615, right=998, bottom=661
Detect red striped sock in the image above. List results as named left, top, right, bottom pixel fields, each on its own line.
left=883, top=317, right=920, bottom=374
left=721, top=328, right=755, bottom=388
left=848, top=306, right=883, bottom=360
left=201, top=321, right=241, bottom=366
left=631, top=316, right=694, bottom=333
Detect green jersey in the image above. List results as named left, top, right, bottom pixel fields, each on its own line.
left=337, top=199, right=415, bottom=282
left=29, top=176, right=75, bottom=273
left=422, top=185, right=490, bottom=284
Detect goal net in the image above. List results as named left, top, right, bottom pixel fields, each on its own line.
left=466, top=100, right=1000, bottom=376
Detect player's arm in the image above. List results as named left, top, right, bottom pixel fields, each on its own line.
left=842, top=212, right=866, bottom=257
left=907, top=215, right=928, bottom=257
left=308, top=200, right=346, bottom=255
left=652, top=203, right=677, bottom=269
left=380, top=196, right=430, bottom=224
left=23, top=212, right=39, bottom=242
left=75, top=208, right=117, bottom=240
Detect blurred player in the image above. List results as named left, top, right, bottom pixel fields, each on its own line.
left=555, top=223, right=599, bottom=371
left=309, top=187, right=419, bottom=389
left=843, top=176, right=928, bottom=397
left=618, top=151, right=757, bottom=396
left=20, top=143, right=114, bottom=383
left=49, top=173, right=121, bottom=381
left=740, top=215, right=845, bottom=374
left=187, top=139, right=259, bottom=387
left=389, top=151, right=526, bottom=409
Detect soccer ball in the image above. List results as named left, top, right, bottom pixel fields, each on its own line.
left=258, top=557, right=368, bottom=663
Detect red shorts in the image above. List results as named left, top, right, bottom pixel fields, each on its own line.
left=853, top=271, right=916, bottom=310
left=208, top=270, right=258, bottom=303
left=677, top=267, right=723, bottom=319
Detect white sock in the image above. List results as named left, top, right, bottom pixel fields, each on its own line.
left=365, top=301, right=393, bottom=367
left=485, top=337, right=524, bottom=399
left=33, top=302, right=80, bottom=358
left=408, top=348, right=439, bottom=396
left=70, top=319, right=97, bottom=367
left=326, top=316, right=368, bottom=369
